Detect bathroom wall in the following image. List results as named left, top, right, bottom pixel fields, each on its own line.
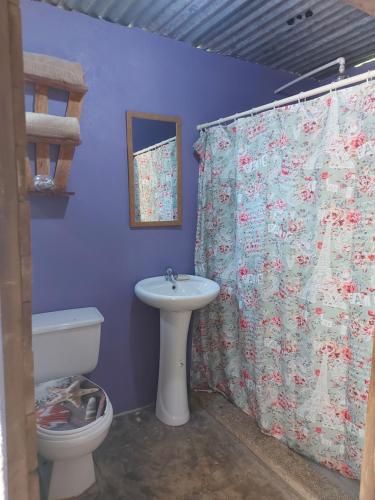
left=21, top=0, right=300, bottom=413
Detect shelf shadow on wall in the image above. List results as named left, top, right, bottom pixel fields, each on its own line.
left=29, top=197, right=69, bottom=219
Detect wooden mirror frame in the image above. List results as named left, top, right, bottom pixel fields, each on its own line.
left=126, top=111, right=182, bottom=228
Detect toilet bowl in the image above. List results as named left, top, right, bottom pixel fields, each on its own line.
left=32, top=308, right=113, bottom=500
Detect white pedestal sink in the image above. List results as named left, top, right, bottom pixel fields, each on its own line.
left=135, top=275, right=219, bottom=426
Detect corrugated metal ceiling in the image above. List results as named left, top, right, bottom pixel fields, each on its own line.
left=38, top=0, right=375, bottom=78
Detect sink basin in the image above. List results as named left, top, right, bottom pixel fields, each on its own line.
left=135, top=275, right=220, bottom=312
left=135, top=274, right=219, bottom=427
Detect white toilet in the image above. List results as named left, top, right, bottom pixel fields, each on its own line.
left=32, top=307, right=113, bottom=500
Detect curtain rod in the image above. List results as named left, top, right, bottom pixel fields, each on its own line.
left=197, top=69, right=375, bottom=131
left=133, top=136, right=176, bottom=156
left=274, top=57, right=345, bottom=95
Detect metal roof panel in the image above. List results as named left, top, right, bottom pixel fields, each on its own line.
left=37, top=0, right=375, bottom=78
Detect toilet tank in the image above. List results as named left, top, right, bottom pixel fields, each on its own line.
left=32, top=307, right=104, bottom=384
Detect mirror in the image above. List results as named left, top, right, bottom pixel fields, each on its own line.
left=126, top=111, right=182, bottom=227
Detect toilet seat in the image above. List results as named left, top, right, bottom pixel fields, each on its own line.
left=37, top=397, right=112, bottom=440
left=36, top=375, right=108, bottom=435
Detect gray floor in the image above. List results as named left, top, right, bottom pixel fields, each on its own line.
left=74, top=392, right=359, bottom=500
left=79, top=399, right=300, bottom=500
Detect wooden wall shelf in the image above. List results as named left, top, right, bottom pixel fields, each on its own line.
left=27, top=190, right=75, bottom=197
left=23, top=52, right=86, bottom=195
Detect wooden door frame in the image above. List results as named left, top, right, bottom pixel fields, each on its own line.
left=0, top=0, right=39, bottom=499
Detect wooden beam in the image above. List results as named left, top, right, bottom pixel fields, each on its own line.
left=66, top=91, right=84, bottom=119
left=23, top=51, right=87, bottom=94
left=54, top=144, right=75, bottom=190
left=34, top=84, right=48, bottom=113
left=25, top=112, right=80, bottom=145
left=52, top=91, right=84, bottom=192
left=34, top=84, right=50, bottom=176
left=344, top=1, right=375, bottom=15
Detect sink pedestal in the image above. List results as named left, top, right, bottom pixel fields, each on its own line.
left=135, top=274, right=220, bottom=426
left=156, top=310, right=191, bottom=426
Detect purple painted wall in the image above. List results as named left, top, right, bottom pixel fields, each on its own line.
left=21, top=0, right=295, bottom=413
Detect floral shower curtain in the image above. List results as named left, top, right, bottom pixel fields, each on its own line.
left=192, top=81, right=375, bottom=479
left=134, top=138, right=177, bottom=222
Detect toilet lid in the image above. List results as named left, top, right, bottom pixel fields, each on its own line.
left=35, top=375, right=107, bottom=431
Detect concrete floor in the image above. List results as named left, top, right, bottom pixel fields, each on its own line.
left=194, top=392, right=359, bottom=500
left=75, top=392, right=359, bottom=500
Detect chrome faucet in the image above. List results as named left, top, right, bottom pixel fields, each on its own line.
left=165, top=266, right=178, bottom=283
